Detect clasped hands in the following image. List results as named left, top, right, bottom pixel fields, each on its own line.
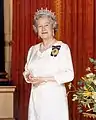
left=25, top=73, right=48, bottom=86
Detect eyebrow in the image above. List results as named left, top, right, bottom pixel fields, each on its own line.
left=38, top=22, right=50, bottom=26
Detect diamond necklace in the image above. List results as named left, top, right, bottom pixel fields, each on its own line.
left=39, top=40, right=57, bottom=53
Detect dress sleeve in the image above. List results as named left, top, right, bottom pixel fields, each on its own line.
left=23, top=46, right=33, bottom=83
left=53, top=44, right=74, bottom=85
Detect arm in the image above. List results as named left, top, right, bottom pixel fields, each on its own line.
left=52, top=44, right=74, bottom=85
left=23, top=46, right=33, bottom=83
left=23, top=46, right=49, bottom=85
left=31, top=44, right=74, bottom=85
left=23, top=44, right=74, bottom=86
left=23, top=63, right=31, bottom=83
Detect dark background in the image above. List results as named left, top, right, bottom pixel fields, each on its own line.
left=0, top=0, right=5, bottom=72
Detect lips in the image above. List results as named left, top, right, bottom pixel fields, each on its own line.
left=42, top=32, right=48, bottom=34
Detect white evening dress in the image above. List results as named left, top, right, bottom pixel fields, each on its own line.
left=23, top=41, right=74, bottom=120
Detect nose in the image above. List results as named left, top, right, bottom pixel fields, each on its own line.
left=42, top=26, right=46, bottom=31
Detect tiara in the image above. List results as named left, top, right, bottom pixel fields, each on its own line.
left=34, top=8, right=56, bottom=20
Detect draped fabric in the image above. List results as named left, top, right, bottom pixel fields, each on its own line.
left=12, top=0, right=96, bottom=120
left=94, top=0, right=96, bottom=59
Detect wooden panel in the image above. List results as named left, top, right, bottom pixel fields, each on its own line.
left=0, top=86, right=15, bottom=119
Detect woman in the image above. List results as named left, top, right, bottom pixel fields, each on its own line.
left=23, top=8, right=74, bottom=120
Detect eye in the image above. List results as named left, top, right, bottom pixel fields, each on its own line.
left=38, top=25, right=42, bottom=28
left=45, top=24, right=49, bottom=27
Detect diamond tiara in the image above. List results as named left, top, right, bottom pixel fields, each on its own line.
left=34, top=8, right=56, bottom=20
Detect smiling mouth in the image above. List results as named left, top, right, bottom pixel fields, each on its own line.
left=42, top=32, right=48, bottom=34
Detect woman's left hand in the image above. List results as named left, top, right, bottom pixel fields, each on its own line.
left=29, top=77, right=46, bottom=86
left=29, top=76, right=56, bottom=86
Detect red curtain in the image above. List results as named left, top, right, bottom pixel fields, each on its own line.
left=12, top=0, right=96, bottom=120
left=95, top=0, right=96, bottom=59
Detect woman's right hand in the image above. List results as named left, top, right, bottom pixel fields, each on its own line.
left=26, top=73, right=33, bottom=83
left=23, top=71, right=33, bottom=83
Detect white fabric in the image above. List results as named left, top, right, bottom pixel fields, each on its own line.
left=23, top=41, right=74, bottom=120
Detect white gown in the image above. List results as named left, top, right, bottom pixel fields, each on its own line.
left=23, top=41, right=74, bottom=120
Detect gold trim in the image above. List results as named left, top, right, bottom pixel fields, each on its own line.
left=0, top=118, right=15, bottom=120
left=54, top=0, right=62, bottom=39
left=0, top=86, right=16, bottom=93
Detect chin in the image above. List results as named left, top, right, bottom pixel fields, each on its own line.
left=41, top=35, right=48, bottom=39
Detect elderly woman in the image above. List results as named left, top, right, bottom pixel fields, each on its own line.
left=23, top=8, right=74, bottom=120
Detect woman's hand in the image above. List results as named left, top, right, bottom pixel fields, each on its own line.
left=23, top=72, right=33, bottom=83
left=23, top=72, right=45, bottom=85
left=24, top=72, right=56, bottom=86
left=29, top=76, right=46, bottom=86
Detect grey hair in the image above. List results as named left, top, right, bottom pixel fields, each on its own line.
left=33, top=8, right=58, bottom=33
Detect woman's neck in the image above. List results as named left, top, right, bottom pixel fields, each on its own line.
left=42, top=38, right=57, bottom=48
left=40, top=38, right=57, bottom=52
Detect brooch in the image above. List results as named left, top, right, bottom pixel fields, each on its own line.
left=51, top=45, right=61, bottom=57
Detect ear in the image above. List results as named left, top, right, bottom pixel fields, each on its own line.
left=52, top=21, right=56, bottom=28
left=33, top=25, right=37, bottom=33
left=52, top=21, right=58, bottom=32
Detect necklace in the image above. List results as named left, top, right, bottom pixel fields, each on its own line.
left=39, top=40, right=57, bottom=53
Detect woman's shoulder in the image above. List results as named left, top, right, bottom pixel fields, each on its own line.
left=56, top=40, right=69, bottom=48
left=27, top=43, right=41, bottom=60
left=28, top=43, right=41, bottom=51
left=56, top=41, right=71, bottom=55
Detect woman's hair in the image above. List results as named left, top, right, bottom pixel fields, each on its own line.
left=33, top=8, right=58, bottom=33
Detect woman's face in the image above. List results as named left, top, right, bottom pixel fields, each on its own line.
left=37, top=16, right=54, bottom=40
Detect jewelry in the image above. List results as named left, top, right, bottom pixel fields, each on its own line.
left=51, top=45, right=61, bottom=57
left=39, top=40, right=57, bottom=52
left=34, top=8, right=56, bottom=21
